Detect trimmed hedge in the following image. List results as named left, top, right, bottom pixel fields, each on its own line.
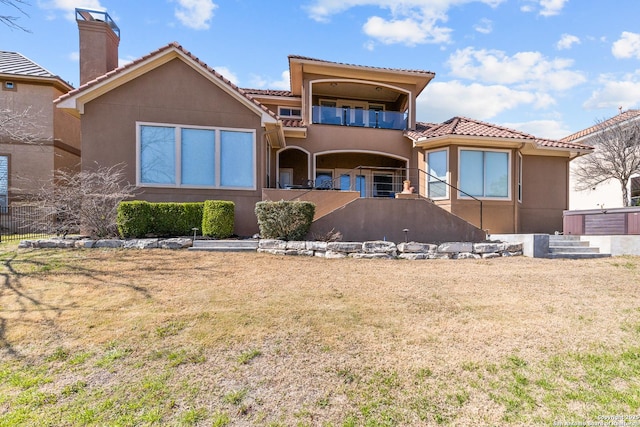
left=202, top=200, right=235, bottom=238
left=117, top=201, right=209, bottom=238
left=255, top=200, right=315, bottom=241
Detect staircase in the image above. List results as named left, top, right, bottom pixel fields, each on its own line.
left=189, top=239, right=259, bottom=252
left=547, top=235, right=610, bottom=259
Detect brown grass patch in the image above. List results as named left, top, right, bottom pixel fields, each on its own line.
left=1, top=249, right=639, bottom=425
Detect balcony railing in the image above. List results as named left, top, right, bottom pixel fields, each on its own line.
left=312, top=106, right=407, bottom=130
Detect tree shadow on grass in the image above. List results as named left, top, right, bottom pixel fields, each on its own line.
left=0, top=249, right=153, bottom=358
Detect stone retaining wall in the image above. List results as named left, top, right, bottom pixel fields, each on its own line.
left=258, top=240, right=523, bottom=259
left=18, top=237, right=524, bottom=259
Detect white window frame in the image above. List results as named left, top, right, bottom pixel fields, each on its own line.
left=457, top=147, right=512, bottom=201
left=426, top=148, right=450, bottom=200
left=136, top=121, right=256, bottom=190
left=278, top=106, right=302, bottom=118
left=517, top=152, right=523, bottom=203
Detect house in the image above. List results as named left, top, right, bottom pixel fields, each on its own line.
left=56, top=8, right=592, bottom=240
left=562, top=109, right=640, bottom=210
left=0, top=51, right=80, bottom=210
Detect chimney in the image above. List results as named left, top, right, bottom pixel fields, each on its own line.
left=76, top=8, right=120, bottom=85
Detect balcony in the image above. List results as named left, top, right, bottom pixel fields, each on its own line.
left=312, top=106, right=407, bottom=130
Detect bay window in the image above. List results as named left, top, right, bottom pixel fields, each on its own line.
left=459, top=149, right=510, bottom=199
left=138, top=123, right=255, bottom=189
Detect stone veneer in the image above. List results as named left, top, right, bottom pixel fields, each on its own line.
left=258, top=240, right=523, bottom=259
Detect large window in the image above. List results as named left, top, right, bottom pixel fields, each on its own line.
left=426, top=149, right=448, bottom=199
left=0, top=155, right=7, bottom=211
left=138, top=123, right=255, bottom=189
left=459, top=149, right=510, bottom=199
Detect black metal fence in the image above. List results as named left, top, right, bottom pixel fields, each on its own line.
left=0, top=205, right=53, bottom=242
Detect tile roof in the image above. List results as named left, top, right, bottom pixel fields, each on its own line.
left=0, top=51, right=56, bottom=77
left=406, top=117, right=592, bottom=152
left=408, top=117, right=535, bottom=140
left=242, top=88, right=295, bottom=97
left=561, top=109, right=640, bottom=142
left=288, top=55, right=436, bottom=76
left=281, top=119, right=304, bottom=128
left=55, top=42, right=278, bottom=121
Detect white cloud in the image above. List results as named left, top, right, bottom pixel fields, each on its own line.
left=304, top=0, right=506, bottom=46
left=501, top=119, right=571, bottom=139
left=446, top=47, right=586, bottom=91
left=39, top=0, right=105, bottom=19
left=68, top=51, right=79, bottom=62
left=474, top=18, right=492, bottom=34
left=416, top=80, right=551, bottom=123
left=583, top=79, right=640, bottom=110
left=556, top=34, right=580, bottom=50
left=174, top=0, right=217, bottom=30
left=538, top=0, right=567, bottom=16
left=248, top=70, right=291, bottom=90
left=519, top=0, right=567, bottom=16
left=612, top=32, right=640, bottom=59
left=213, top=66, right=240, bottom=86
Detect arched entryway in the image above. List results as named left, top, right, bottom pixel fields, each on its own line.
left=277, top=147, right=310, bottom=188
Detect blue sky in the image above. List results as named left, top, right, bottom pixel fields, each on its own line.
left=4, top=0, right=640, bottom=139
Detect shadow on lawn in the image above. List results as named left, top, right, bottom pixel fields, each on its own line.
left=0, top=250, right=152, bottom=357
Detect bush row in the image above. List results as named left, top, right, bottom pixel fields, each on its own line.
left=117, top=200, right=316, bottom=241
left=117, top=201, right=234, bottom=238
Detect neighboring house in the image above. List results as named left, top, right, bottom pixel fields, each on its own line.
left=0, top=51, right=80, bottom=209
left=56, top=9, right=592, bottom=238
left=562, top=109, right=640, bottom=210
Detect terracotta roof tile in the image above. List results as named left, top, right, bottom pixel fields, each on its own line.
left=55, top=42, right=277, bottom=121
left=534, top=138, right=593, bottom=151
left=288, top=55, right=435, bottom=76
left=281, top=119, right=304, bottom=128
left=409, top=117, right=535, bottom=140
left=561, top=109, right=640, bottom=142
left=242, top=88, right=295, bottom=97
left=406, top=117, right=592, bottom=152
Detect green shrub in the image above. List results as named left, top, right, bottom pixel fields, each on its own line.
left=202, top=201, right=235, bottom=238
left=117, top=201, right=152, bottom=238
left=117, top=201, right=204, bottom=238
left=255, top=200, right=315, bottom=241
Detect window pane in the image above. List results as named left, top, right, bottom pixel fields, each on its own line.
left=315, top=172, right=333, bottom=189
left=0, top=156, right=8, bottom=210
left=460, top=150, right=483, bottom=197
left=0, top=156, right=8, bottom=196
left=484, top=152, right=508, bottom=197
left=429, top=182, right=447, bottom=198
left=181, top=128, right=215, bottom=186
left=356, top=175, right=366, bottom=197
left=340, top=174, right=351, bottom=191
left=220, top=130, right=254, bottom=188
left=140, top=126, right=175, bottom=184
left=428, top=150, right=447, bottom=181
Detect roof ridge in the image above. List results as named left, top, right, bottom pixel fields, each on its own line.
left=288, top=54, right=435, bottom=75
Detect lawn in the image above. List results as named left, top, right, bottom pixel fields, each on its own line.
left=0, top=248, right=639, bottom=426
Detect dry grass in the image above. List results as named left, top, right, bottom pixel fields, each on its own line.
left=1, top=248, right=639, bottom=426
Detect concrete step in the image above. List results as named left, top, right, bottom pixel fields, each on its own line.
left=547, top=235, right=611, bottom=259
left=549, top=246, right=601, bottom=254
left=547, top=252, right=611, bottom=259
left=189, top=239, right=259, bottom=252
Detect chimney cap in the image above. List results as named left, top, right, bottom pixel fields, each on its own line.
left=75, top=8, right=120, bottom=38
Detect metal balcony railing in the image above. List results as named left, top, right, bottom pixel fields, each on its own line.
left=311, top=106, right=407, bottom=130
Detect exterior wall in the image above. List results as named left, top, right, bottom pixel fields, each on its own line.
left=569, top=158, right=628, bottom=209
left=519, top=155, right=569, bottom=234
left=310, top=198, right=486, bottom=243
left=80, top=58, right=266, bottom=236
left=1, top=79, right=78, bottom=199
left=1, top=144, right=54, bottom=198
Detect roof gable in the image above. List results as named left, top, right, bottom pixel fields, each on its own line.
left=561, top=109, right=640, bottom=143
left=55, top=42, right=277, bottom=124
